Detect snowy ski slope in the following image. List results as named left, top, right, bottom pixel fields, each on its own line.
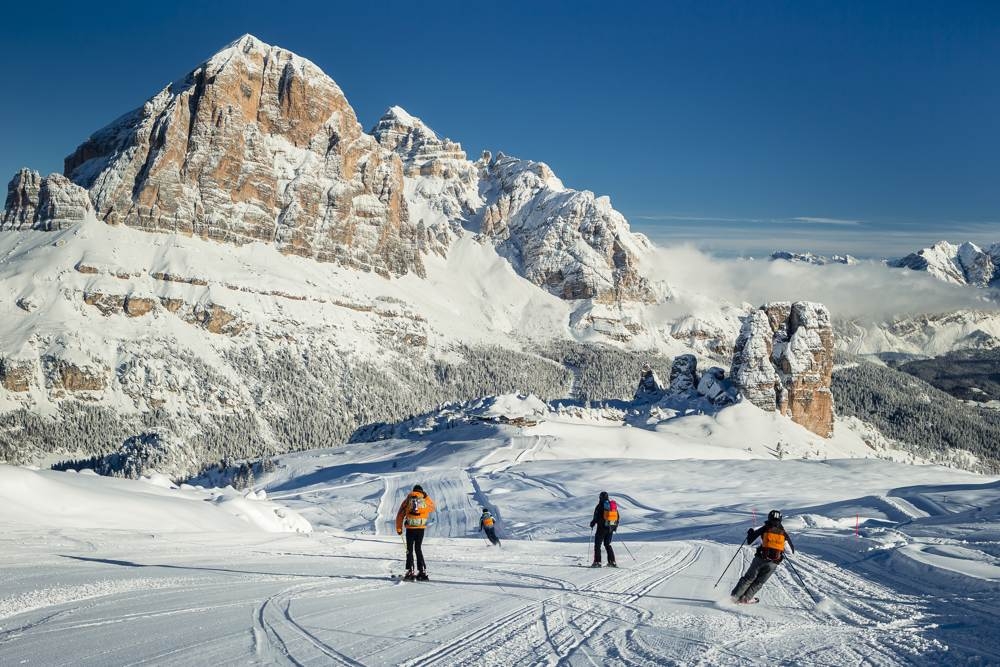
left=1, top=400, right=998, bottom=665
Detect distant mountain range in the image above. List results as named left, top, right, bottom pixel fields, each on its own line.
left=770, top=251, right=858, bottom=266
left=772, top=242, right=1000, bottom=290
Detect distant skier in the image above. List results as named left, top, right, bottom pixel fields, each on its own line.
left=480, top=508, right=501, bottom=546
left=395, top=484, right=436, bottom=581
left=589, top=491, right=619, bottom=567
left=731, top=509, right=795, bottom=603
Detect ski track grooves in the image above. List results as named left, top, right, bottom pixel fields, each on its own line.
left=401, top=546, right=700, bottom=667
left=253, top=580, right=364, bottom=667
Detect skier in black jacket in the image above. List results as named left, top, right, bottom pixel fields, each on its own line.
left=589, top=491, right=620, bottom=567
left=731, top=509, right=795, bottom=603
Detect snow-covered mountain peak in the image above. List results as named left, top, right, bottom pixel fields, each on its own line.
left=57, top=36, right=423, bottom=277
left=203, top=34, right=331, bottom=84
left=370, top=107, right=653, bottom=304
left=891, top=239, right=999, bottom=288
left=475, top=150, right=652, bottom=303
left=377, top=105, right=427, bottom=132
left=480, top=151, right=565, bottom=196
left=371, top=106, right=470, bottom=176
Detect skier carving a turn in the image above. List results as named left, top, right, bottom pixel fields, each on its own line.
left=480, top=508, right=501, bottom=546
left=731, top=509, right=795, bottom=603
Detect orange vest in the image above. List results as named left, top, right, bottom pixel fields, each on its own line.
left=760, top=528, right=786, bottom=560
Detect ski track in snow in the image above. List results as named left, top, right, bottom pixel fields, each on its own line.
left=0, top=533, right=971, bottom=666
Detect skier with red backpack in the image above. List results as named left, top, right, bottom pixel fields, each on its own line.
left=589, top=491, right=620, bottom=567
left=731, top=509, right=795, bottom=603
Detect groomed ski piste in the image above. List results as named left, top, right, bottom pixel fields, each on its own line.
left=1, top=396, right=998, bottom=665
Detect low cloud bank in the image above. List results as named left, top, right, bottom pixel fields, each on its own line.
left=645, top=245, right=996, bottom=322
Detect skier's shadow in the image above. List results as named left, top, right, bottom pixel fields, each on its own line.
left=59, top=554, right=387, bottom=582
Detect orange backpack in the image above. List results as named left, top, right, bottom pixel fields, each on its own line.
left=761, top=528, right=786, bottom=560
left=404, top=493, right=431, bottom=527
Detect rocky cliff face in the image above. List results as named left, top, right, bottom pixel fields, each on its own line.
left=667, top=354, right=698, bottom=396
left=61, top=35, right=421, bottom=277
left=730, top=302, right=834, bottom=437
left=2, top=169, right=93, bottom=231
left=478, top=152, right=653, bottom=302
left=372, top=106, right=653, bottom=303
left=891, top=240, right=1000, bottom=288
left=370, top=106, right=481, bottom=255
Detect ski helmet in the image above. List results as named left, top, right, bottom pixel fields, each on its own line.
left=768, top=509, right=782, bottom=521
left=413, top=484, right=424, bottom=493
left=599, top=491, right=609, bottom=500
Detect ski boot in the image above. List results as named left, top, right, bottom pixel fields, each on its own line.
left=590, top=562, right=602, bottom=568
left=416, top=570, right=429, bottom=581
left=607, top=562, right=618, bottom=568
left=403, top=569, right=416, bottom=582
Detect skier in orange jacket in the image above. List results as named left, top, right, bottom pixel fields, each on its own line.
left=395, top=484, right=436, bottom=581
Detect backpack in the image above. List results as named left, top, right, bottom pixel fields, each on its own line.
left=409, top=494, right=426, bottom=515
left=760, top=526, right=786, bottom=561
left=603, top=499, right=619, bottom=527
left=482, top=512, right=494, bottom=528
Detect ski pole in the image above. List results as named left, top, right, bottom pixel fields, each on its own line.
left=713, top=543, right=744, bottom=588
left=586, top=527, right=594, bottom=562
left=618, top=533, right=637, bottom=561
left=784, top=557, right=820, bottom=604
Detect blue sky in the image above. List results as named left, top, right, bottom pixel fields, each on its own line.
left=1, top=1, right=998, bottom=256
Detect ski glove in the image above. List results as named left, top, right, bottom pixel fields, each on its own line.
left=746, top=528, right=755, bottom=544
left=589, top=521, right=596, bottom=528
left=397, top=528, right=403, bottom=535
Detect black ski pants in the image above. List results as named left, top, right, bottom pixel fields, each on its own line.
left=594, top=526, right=616, bottom=564
left=731, top=553, right=779, bottom=601
left=405, top=528, right=426, bottom=572
left=484, top=526, right=500, bottom=545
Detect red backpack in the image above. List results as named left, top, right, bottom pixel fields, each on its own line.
left=603, top=499, right=619, bottom=527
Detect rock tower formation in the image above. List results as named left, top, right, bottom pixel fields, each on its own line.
left=730, top=302, right=835, bottom=437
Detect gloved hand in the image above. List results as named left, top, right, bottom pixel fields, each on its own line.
left=746, top=528, right=755, bottom=545
left=589, top=521, right=596, bottom=528
left=397, top=529, right=403, bottom=536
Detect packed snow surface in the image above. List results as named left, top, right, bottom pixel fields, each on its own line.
left=1, top=403, right=997, bottom=665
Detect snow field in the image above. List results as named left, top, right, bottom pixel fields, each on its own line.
left=1, top=404, right=998, bottom=664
